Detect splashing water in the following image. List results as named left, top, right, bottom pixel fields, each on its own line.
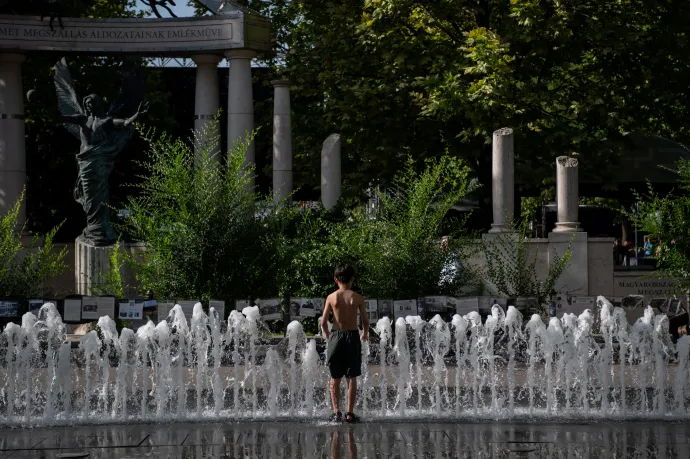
left=1, top=296, right=690, bottom=426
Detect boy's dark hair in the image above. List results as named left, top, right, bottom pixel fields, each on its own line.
left=334, top=263, right=356, bottom=284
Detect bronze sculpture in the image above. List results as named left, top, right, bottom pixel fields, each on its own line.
left=54, top=58, right=148, bottom=246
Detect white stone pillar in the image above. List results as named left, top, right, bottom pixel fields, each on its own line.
left=321, top=134, right=341, bottom=210
left=272, top=80, right=292, bottom=203
left=489, top=127, right=514, bottom=233
left=554, top=156, right=580, bottom=232
left=0, top=53, right=26, bottom=224
left=225, top=50, right=256, bottom=187
left=192, top=54, right=222, bottom=160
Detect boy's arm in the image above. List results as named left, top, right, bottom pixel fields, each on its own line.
left=320, top=298, right=332, bottom=339
left=359, top=297, right=369, bottom=341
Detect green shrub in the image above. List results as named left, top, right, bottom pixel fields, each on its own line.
left=0, top=189, right=67, bottom=300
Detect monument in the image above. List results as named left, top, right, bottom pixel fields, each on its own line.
left=0, top=1, right=271, bottom=294
left=54, top=57, right=147, bottom=247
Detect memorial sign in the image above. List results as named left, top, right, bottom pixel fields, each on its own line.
left=0, top=15, right=243, bottom=54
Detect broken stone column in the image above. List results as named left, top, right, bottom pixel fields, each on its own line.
left=321, top=134, right=341, bottom=210
left=554, top=156, right=580, bottom=232
left=489, top=127, right=514, bottom=233
left=272, top=80, right=292, bottom=203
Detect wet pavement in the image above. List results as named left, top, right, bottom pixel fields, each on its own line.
left=1, top=419, right=689, bottom=458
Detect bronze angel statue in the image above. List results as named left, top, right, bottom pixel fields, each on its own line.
left=53, top=57, right=148, bottom=246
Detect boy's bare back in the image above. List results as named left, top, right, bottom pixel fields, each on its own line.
left=326, top=289, right=365, bottom=331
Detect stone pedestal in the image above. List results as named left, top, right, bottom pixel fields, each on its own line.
left=75, top=237, right=115, bottom=296
left=549, top=231, right=588, bottom=295
left=192, top=54, right=222, bottom=160
left=489, top=127, right=514, bottom=233
left=0, top=53, right=26, bottom=224
left=225, top=50, right=256, bottom=188
left=272, top=80, right=292, bottom=203
left=554, top=156, right=580, bottom=232
left=321, top=134, right=341, bottom=210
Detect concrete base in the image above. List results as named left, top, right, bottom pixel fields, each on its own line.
left=74, top=237, right=116, bottom=296
left=549, top=231, right=588, bottom=295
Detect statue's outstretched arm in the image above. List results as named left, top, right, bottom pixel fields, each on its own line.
left=112, top=101, right=149, bottom=128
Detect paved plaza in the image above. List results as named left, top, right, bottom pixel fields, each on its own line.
left=0, top=419, right=688, bottom=458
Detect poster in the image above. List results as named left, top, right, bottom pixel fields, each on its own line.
left=293, top=298, right=317, bottom=318
left=259, top=298, right=282, bottom=320
left=209, top=300, right=226, bottom=320
left=378, top=299, right=393, bottom=317
left=118, top=300, right=144, bottom=320
left=98, top=297, right=116, bottom=319
left=455, top=297, right=479, bottom=315
left=311, top=298, right=325, bottom=316
left=393, top=299, right=417, bottom=318
left=63, top=298, right=82, bottom=322
left=366, top=299, right=378, bottom=313
left=177, top=300, right=198, bottom=321
left=0, top=300, right=19, bottom=317
left=236, top=299, right=251, bottom=311
left=157, top=302, right=174, bottom=322
left=420, top=296, right=451, bottom=313
left=81, top=296, right=99, bottom=320
left=28, top=299, right=44, bottom=313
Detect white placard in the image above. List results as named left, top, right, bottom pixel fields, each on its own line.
left=312, top=298, right=325, bottom=315
left=177, top=300, right=198, bottom=321
left=64, top=299, right=82, bottom=322
left=209, top=300, right=225, bottom=319
left=454, top=297, right=479, bottom=315
left=235, top=299, right=251, bottom=311
left=98, top=297, right=116, bottom=319
left=366, top=299, right=378, bottom=313
left=118, top=300, right=144, bottom=320
left=294, top=298, right=317, bottom=318
left=81, top=296, right=99, bottom=320
left=259, top=298, right=282, bottom=320
left=28, top=299, right=43, bottom=313
left=157, top=302, right=174, bottom=322
left=393, top=299, right=417, bottom=318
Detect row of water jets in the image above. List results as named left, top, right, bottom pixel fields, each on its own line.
left=1, top=296, right=689, bottom=425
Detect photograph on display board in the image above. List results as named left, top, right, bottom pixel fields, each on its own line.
left=0, top=300, right=19, bottom=318
left=63, top=298, right=82, bottom=322
left=235, top=299, right=251, bottom=311
left=28, top=299, right=44, bottom=313
left=118, top=300, right=144, bottom=320
left=294, top=298, right=317, bottom=318
left=454, top=297, right=479, bottom=315
left=378, top=299, right=393, bottom=317
left=156, top=302, right=174, bottom=323
left=209, top=300, right=226, bottom=319
left=98, top=297, right=116, bottom=318
left=421, top=296, right=448, bottom=313
left=81, top=296, right=99, bottom=319
left=366, top=299, right=378, bottom=313
left=259, top=299, right=282, bottom=321
left=311, top=298, right=325, bottom=315
left=622, top=295, right=645, bottom=309
left=393, top=299, right=417, bottom=318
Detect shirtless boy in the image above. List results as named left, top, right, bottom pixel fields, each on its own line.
left=321, top=263, right=369, bottom=423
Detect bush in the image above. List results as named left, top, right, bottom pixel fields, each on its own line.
left=632, top=159, right=690, bottom=292
left=115, top=123, right=292, bottom=304
left=297, top=156, right=478, bottom=299
left=0, top=189, right=68, bottom=299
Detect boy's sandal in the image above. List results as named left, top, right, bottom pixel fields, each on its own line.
left=345, top=412, right=360, bottom=423
left=330, top=411, right=343, bottom=422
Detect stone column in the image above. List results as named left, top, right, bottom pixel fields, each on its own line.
left=554, top=156, right=580, bottom=232
left=272, top=80, right=292, bottom=203
left=321, top=134, right=341, bottom=210
left=192, top=54, right=222, bottom=160
left=489, top=127, right=514, bottom=233
left=225, top=50, right=256, bottom=187
left=0, top=53, right=26, bottom=224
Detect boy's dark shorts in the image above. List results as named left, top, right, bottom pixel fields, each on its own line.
left=326, top=330, right=362, bottom=379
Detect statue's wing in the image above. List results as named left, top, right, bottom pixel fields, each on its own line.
left=107, top=60, right=144, bottom=117
left=53, top=58, right=83, bottom=139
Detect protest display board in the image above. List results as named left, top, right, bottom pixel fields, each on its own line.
left=259, top=298, right=282, bottom=320
left=63, top=298, right=82, bottom=322
left=393, top=299, right=417, bottom=318
left=118, top=300, right=144, bottom=320
left=0, top=300, right=20, bottom=318
left=209, top=300, right=225, bottom=319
